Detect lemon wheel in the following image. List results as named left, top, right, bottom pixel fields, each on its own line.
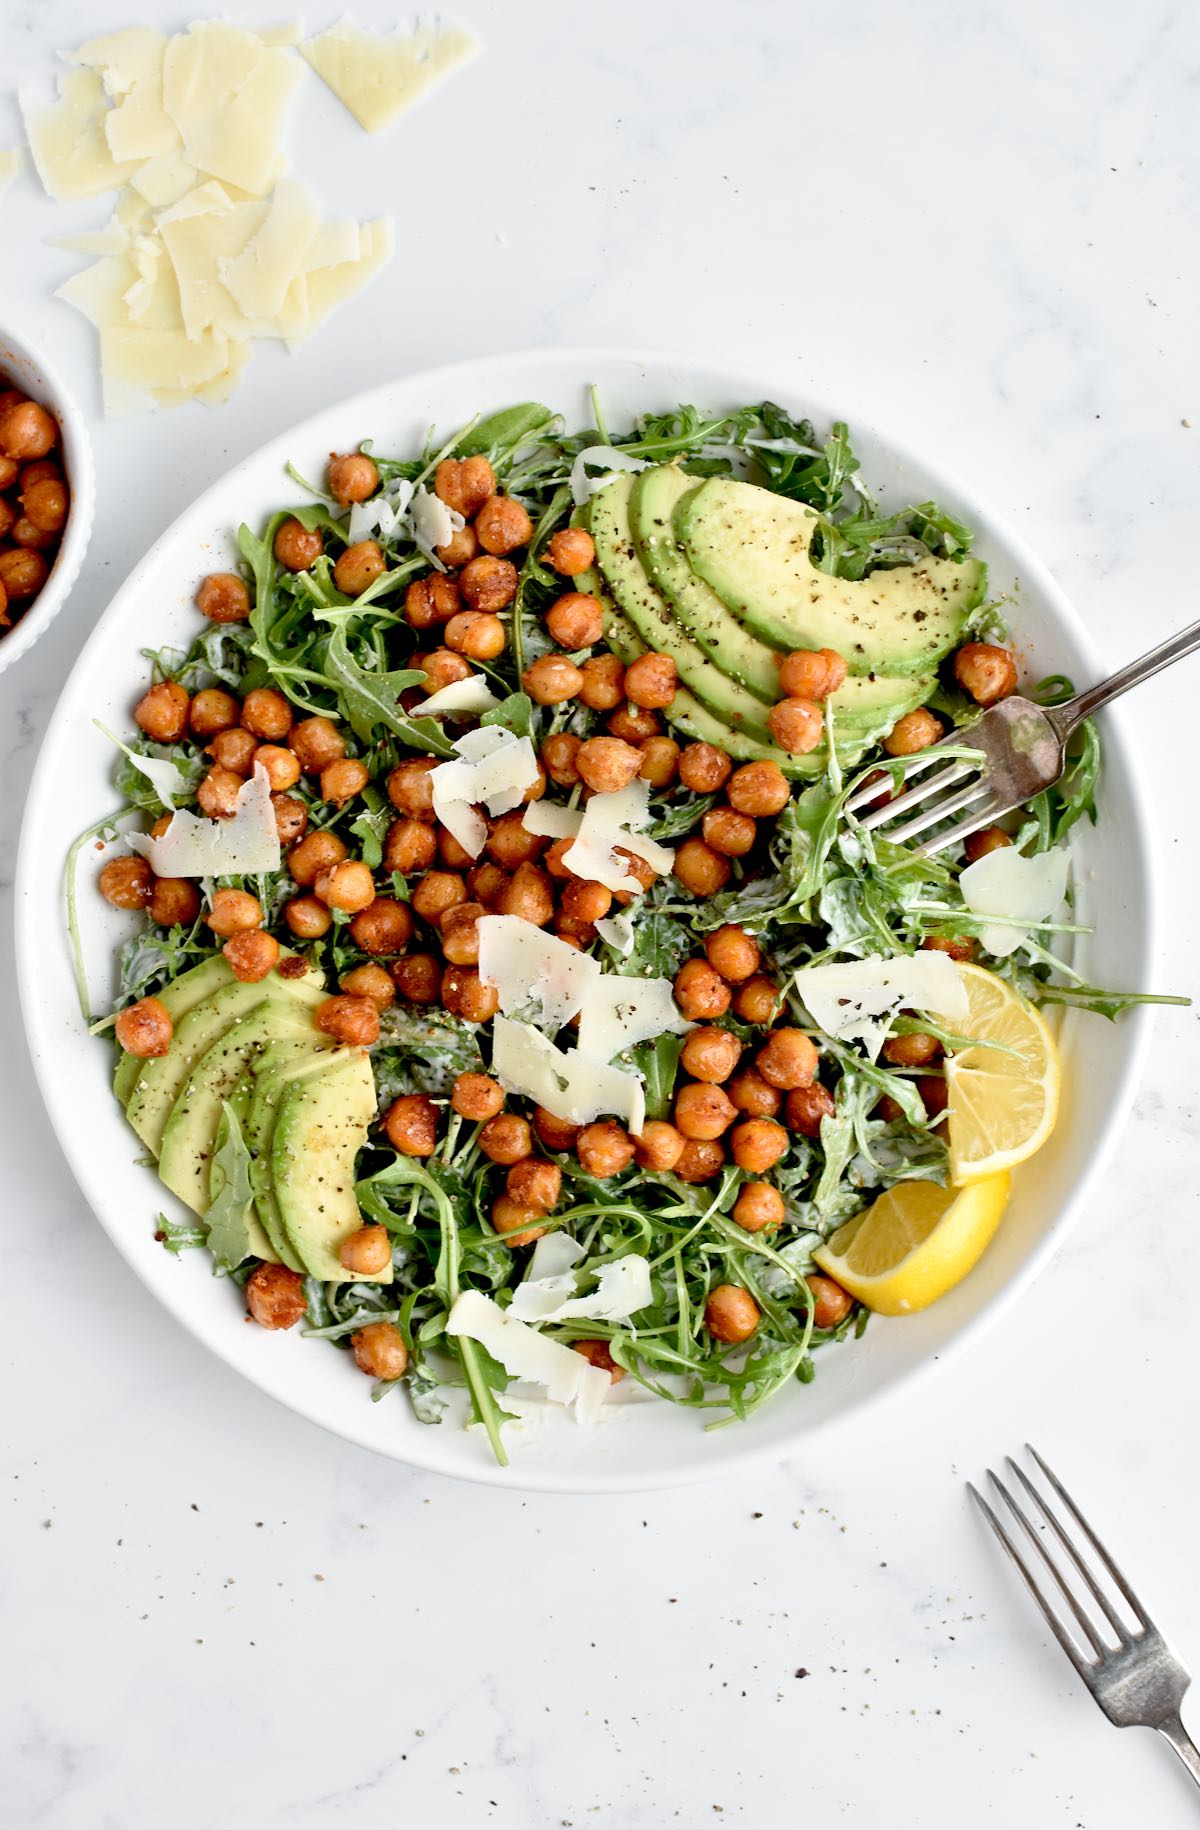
left=945, top=963, right=1060, bottom=1185
left=813, top=1174, right=1011, bottom=1315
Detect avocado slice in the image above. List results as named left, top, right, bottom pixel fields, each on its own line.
left=244, top=1041, right=341, bottom=1272
left=272, top=1052, right=391, bottom=1284
left=678, top=476, right=986, bottom=674
left=206, top=1082, right=278, bottom=1265
left=113, top=953, right=235, bottom=1107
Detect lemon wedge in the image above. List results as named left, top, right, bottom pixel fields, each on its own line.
left=813, top=1174, right=1011, bottom=1315
left=945, top=963, right=1060, bottom=1184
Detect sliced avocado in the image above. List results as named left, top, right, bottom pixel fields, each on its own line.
left=206, top=1083, right=278, bottom=1265
left=630, top=467, right=782, bottom=701
left=244, top=1041, right=341, bottom=1272
left=678, top=477, right=986, bottom=674
left=126, top=967, right=327, bottom=1157
left=114, top=953, right=235, bottom=1107
left=158, top=1002, right=318, bottom=1214
left=272, top=1052, right=391, bottom=1284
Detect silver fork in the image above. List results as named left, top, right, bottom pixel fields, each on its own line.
left=970, top=1446, right=1200, bottom=1791
left=844, top=616, right=1200, bottom=854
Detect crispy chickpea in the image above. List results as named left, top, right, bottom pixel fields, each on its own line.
left=253, top=744, right=302, bottom=792
left=728, top=761, right=790, bottom=817
left=434, top=524, right=478, bottom=568
left=0, top=547, right=47, bottom=598
left=417, top=647, right=472, bottom=693
left=674, top=958, right=732, bottom=1021
left=246, top=1263, right=307, bottom=1330
left=385, top=818, right=437, bottom=874
left=681, top=1027, right=742, bottom=1084
left=757, top=1028, right=819, bottom=1091
left=411, top=870, right=466, bottom=926
left=674, top=1139, right=726, bottom=1183
left=673, top=838, right=731, bottom=897
left=274, top=518, right=323, bottom=571
left=384, top=1094, right=438, bottom=1156
left=808, top=1273, right=854, bottom=1330
left=579, top=653, right=624, bottom=710
left=441, top=964, right=499, bottom=1022
left=340, top=963, right=396, bottom=1007
left=334, top=539, right=385, bottom=598
left=468, top=861, right=509, bottom=906
left=560, top=877, right=612, bottom=924
left=349, top=897, right=414, bottom=953
left=572, top=1339, right=625, bottom=1382
left=241, top=688, right=293, bottom=742
left=0, top=399, right=56, bottom=460
left=196, top=572, right=250, bottom=624
left=881, top=1029, right=942, bottom=1067
left=678, top=742, right=732, bottom=794
left=496, top=861, right=554, bottom=926
left=523, top=654, right=584, bottom=705
left=634, top=1120, right=686, bottom=1173
left=393, top=952, right=441, bottom=1004
left=134, top=679, right=189, bottom=743
left=189, top=687, right=239, bottom=739
left=541, top=732, right=583, bottom=788
left=701, top=806, right=756, bottom=858
left=607, top=704, right=662, bottom=744
left=114, top=996, right=172, bottom=1058
left=445, top=610, right=506, bottom=660
left=206, top=887, right=262, bottom=936
left=404, top=571, right=460, bottom=631
left=316, top=994, right=380, bottom=1046
left=197, top=766, right=244, bottom=818
left=18, top=457, right=58, bottom=487
left=223, top=929, right=280, bottom=983
left=576, top=735, right=642, bottom=794
left=289, top=716, right=346, bottom=773
left=284, top=894, right=332, bottom=939
left=612, top=847, right=659, bottom=905
left=705, top=1283, right=760, bottom=1343
left=705, top=924, right=760, bottom=984
left=387, top=757, right=438, bottom=820
left=768, top=697, right=824, bottom=756
left=523, top=764, right=547, bottom=806
left=638, top=735, right=679, bottom=788
left=733, top=976, right=782, bottom=1026
left=327, top=451, right=378, bottom=504
left=149, top=877, right=201, bottom=928
left=954, top=642, right=1018, bottom=706
left=20, top=476, right=68, bottom=534
left=439, top=829, right=475, bottom=871
left=624, top=652, right=677, bottom=709
left=99, top=855, right=153, bottom=910
left=289, top=829, right=348, bottom=887
left=544, top=527, right=596, bottom=576
left=459, top=554, right=518, bottom=612
left=917, top=1073, right=950, bottom=1119
left=339, top=1225, right=392, bottom=1277
left=351, top=1321, right=408, bottom=1379
left=733, top=1182, right=785, bottom=1233
left=727, top=1069, right=782, bottom=1119
left=542, top=838, right=573, bottom=881
left=320, top=757, right=370, bottom=805
left=208, top=728, right=258, bottom=775
left=674, top=1081, right=737, bottom=1141
left=315, top=859, right=376, bottom=914
left=963, top=825, right=1013, bottom=863
left=778, top=647, right=848, bottom=700
left=884, top=708, right=944, bottom=757
left=785, top=1082, right=836, bottom=1136
left=452, top=1072, right=505, bottom=1121
left=507, top=1158, right=562, bottom=1210
left=434, top=455, right=495, bottom=518
left=12, top=515, right=55, bottom=551
left=0, top=455, right=15, bottom=489
left=480, top=1112, right=532, bottom=1165
left=577, top=1120, right=636, bottom=1178
left=922, top=933, right=976, bottom=962
left=487, top=812, right=545, bottom=869
left=441, top=901, right=484, bottom=964
left=0, top=499, right=13, bottom=541
left=476, top=494, right=533, bottom=556
left=730, top=1117, right=789, bottom=1172
left=534, top=1107, right=581, bottom=1152
left=546, top=590, right=604, bottom=648
left=491, top=1194, right=548, bottom=1249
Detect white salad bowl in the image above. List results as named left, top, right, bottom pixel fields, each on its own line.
left=14, top=348, right=1157, bottom=1492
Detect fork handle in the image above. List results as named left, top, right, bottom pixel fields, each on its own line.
left=1156, top=1714, right=1200, bottom=1790
left=1052, top=616, right=1200, bottom=736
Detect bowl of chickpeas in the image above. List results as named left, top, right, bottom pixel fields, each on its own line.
left=0, top=322, right=95, bottom=677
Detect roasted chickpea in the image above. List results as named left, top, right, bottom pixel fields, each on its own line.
left=340, top=1225, right=392, bottom=1277
left=289, top=716, right=346, bottom=773
left=624, top=652, right=677, bottom=709
left=778, top=647, right=848, bottom=700
left=576, top=735, right=642, bottom=793
left=327, top=451, right=378, bottom=504
left=351, top=1321, right=408, bottom=1379
left=196, top=767, right=244, bottom=818
left=611, top=847, right=658, bottom=904
left=730, top=1117, right=789, bottom=1172
left=732, top=1182, right=785, bottom=1233
left=289, top=829, right=348, bottom=887
left=387, top=757, right=438, bottom=820
left=674, top=1081, right=737, bottom=1141
left=757, top=1028, right=819, bottom=1090
left=0, top=499, right=13, bottom=541
left=18, top=457, right=58, bottom=488
left=350, top=897, right=414, bottom=953
left=578, top=653, right=624, bottom=711
left=441, top=901, right=484, bottom=964
left=223, top=929, right=280, bottom=983
left=487, top=812, right=545, bottom=869
left=0, top=455, right=15, bottom=489
left=607, top=703, right=661, bottom=743
left=922, top=933, right=976, bottom=962
left=534, top=1107, right=581, bottom=1152
left=546, top=590, right=604, bottom=648
left=0, top=548, right=47, bottom=598
left=572, top=1339, right=625, bottom=1382
left=392, top=952, right=441, bottom=1004
left=284, top=894, right=332, bottom=939
left=189, top=687, right=240, bottom=739
left=733, top=975, right=782, bottom=1026
left=441, top=964, right=499, bottom=1021
left=20, top=476, right=68, bottom=534
left=674, top=957, right=732, bottom=1021
left=701, top=806, right=756, bottom=857
left=11, top=514, right=55, bottom=551
left=438, top=829, right=475, bottom=872
left=241, top=687, right=293, bottom=742
left=963, top=825, right=1013, bottom=863
left=507, top=1158, right=562, bottom=1210
left=385, top=818, right=437, bottom=874
left=459, top=554, right=518, bottom=612
left=541, top=732, right=583, bottom=787
left=491, top=1194, right=547, bottom=1248
left=206, top=888, right=262, bottom=936
left=560, top=877, right=612, bottom=924
left=807, top=1272, right=854, bottom=1330
left=0, top=399, right=56, bottom=460
left=384, top=1094, right=438, bottom=1156
left=134, top=679, right=189, bottom=743
left=434, top=455, right=495, bottom=517
left=705, top=1283, right=760, bottom=1343
left=196, top=572, right=250, bottom=624
left=523, top=654, right=584, bottom=705
left=542, top=838, right=573, bottom=881
left=954, top=642, right=1018, bottom=706
left=114, top=996, right=172, bottom=1058
left=681, top=1027, right=742, bottom=1084
left=544, top=526, right=596, bottom=576
left=315, top=994, right=379, bottom=1046
left=246, top=1263, right=307, bottom=1330
left=727, top=761, right=790, bottom=817
left=480, top=1112, right=532, bottom=1165
left=881, top=1030, right=942, bottom=1067
left=315, top=859, right=376, bottom=914
left=149, top=877, right=201, bottom=929
left=434, top=524, right=478, bottom=568
left=496, top=861, right=554, bottom=926
left=705, top=924, right=760, bottom=984
left=445, top=610, right=506, bottom=660
left=577, top=1120, right=636, bottom=1178
left=674, top=1139, right=726, bottom=1183
left=274, top=518, right=323, bottom=571
left=638, top=735, right=679, bottom=788
left=416, top=647, right=472, bottom=694
left=475, top=494, right=533, bottom=556
left=452, top=1072, right=505, bottom=1121
left=917, top=1073, right=950, bottom=1119
left=767, top=696, right=824, bottom=756
left=99, top=855, right=153, bottom=910
left=785, top=1082, right=836, bottom=1136
left=634, top=1120, right=686, bottom=1173
left=340, top=963, right=396, bottom=1008
left=404, top=571, right=460, bottom=631
left=523, top=765, right=547, bottom=806
left=320, top=757, right=370, bottom=805
left=673, top=838, right=731, bottom=897
left=727, top=1069, right=782, bottom=1119
left=252, top=744, right=302, bottom=792
left=884, top=708, right=944, bottom=757
left=334, top=539, right=385, bottom=597
left=468, top=860, right=509, bottom=906
left=678, top=742, right=732, bottom=794
left=208, top=728, right=258, bottom=775
left=411, top=870, right=467, bottom=927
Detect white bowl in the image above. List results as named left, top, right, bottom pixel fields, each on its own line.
left=0, top=322, right=95, bottom=676
left=14, top=348, right=1157, bottom=1491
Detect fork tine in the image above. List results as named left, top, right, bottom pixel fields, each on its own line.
left=968, top=1481, right=1089, bottom=1674
left=882, top=778, right=995, bottom=849
left=851, top=760, right=975, bottom=833
left=1027, top=1446, right=1151, bottom=1630
left=918, top=797, right=1011, bottom=858
left=843, top=750, right=961, bottom=817
left=988, top=1469, right=1107, bottom=1658
left=1006, top=1457, right=1131, bottom=1642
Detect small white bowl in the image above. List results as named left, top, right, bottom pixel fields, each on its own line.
left=0, top=322, right=95, bottom=676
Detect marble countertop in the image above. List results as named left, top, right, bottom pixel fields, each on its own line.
left=3, top=1, right=1199, bottom=1823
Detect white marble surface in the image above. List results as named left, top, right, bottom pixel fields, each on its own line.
left=2, top=1, right=1199, bottom=1823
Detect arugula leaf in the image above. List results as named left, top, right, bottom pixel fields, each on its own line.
left=203, top=1103, right=256, bottom=1272
left=156, top=1211, right=206, bottom=1255
left=481, top=691, right=534, bottom=738
left=374, top=1007, right=483, bottom=1096
left=633, top=1034, right=684, bottom=1122
left=324, top=623, right=454, bottom=754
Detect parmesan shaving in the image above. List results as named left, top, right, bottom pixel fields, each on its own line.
left=595, top=912, right=635, bottom=956
left=299, top=18, right=480, bottom=135
left=477, top=915, right=601, bottom=1032
left=509, top=1252, right=652, bottom=1326
left=219, top=179, right=321, bottom=320
left=959, top=846, right=1069, bottom=958
left=569, top=445, right=650, bottom=507
left=491, top=1017, right=646, bottom=1136
left=21, top=70, right=139, bottom=201
left=0, top=148, right=22, bottom=196
left=560, top=780, right=674, bottom=893
left=445, top=1291, right=609, bottom=1424
left=430, top=728, right=540, bottom=859
left=793, top=953, right=969, bottom=1061
left=408, top=485, right=463, bottom=559
left=162, top=22, right=302, bottom=196
left=576, top=975, right=688, bottom=1065
left=128, top=763, right=281, bottom=877
left=418, top=675, right=501, bottom=720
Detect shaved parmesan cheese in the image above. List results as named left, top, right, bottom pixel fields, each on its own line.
left=561, top=780, right=674, bottom=893
left=959, top=846, right=1069, bottom=958
left=160, top=199, right=272, bottom=339
left=523, top=801, right=583, bottom=842
left=98, top=325, right=236, bottom=417
left=418, top=675, right=501, bottom=720
left=793, top=952, right=969, bottom=1061
left=299, top=18, right=480, bottom=135
left=96, top=719, right=192, bottom=810
left=445, top=1291, right=609, bottom=1424
left=526, top=1234, right=585, bottom=1281
left=492, top=1016, right=646, bottom=1135
left=0, top=148, right=22, bottom=196
left=595, top=911, right=635, bottom=956
left=510, top=1252, right=652, bottom=1326
left=577, top=975, right=688, bottom=1065
left=69, top=29, right=180, bottom=164
left=257, top=22, right=304, bottom=48
left=430, top=728, right=540, bottom=859
left=162, top=23, right=302, bottom=196
left=21, top=70, right=140, bottom=201
left=277, top=217, right=395, bottom=351
left=127, top=153, right=198, bottom=208
left=569, top=445, right=650, bottom=507
left=128, top=763, right=281, bottom=877
left=409, top=485, right=463, bottom=559
left=478, top=915, right=601, bottom=1032
left=218, top=179, right=320, bottom=319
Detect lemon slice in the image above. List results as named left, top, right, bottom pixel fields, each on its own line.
left=944, top=963, right=1060, bottom=1184
left=813, top=1174, right=1010, bottom=1315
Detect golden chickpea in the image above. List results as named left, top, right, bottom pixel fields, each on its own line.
left=434, top=455, right=495, bottom=517
left=491, top=1194, right=548, bottom=1248
left=522, top=654, right=584, bottom=705
left=284, top=894, right=333, bottom=939
left=881, top=1030, right=942, bottom=1067
left=546, top=590, right=604, bottom=648
left=223, top=929, right=280, bottom=983
left=768, top=697, right=824, bottom=755
left=703, top=925, right=759, bottom=985
left=387, top=757, right=438, bottom=820
left=807, top=1273, right=854, bottom=1330
left=963, top=825, right=1013, bottom=863
left=340, top=963, right=396, bottom=1007
left=349, top=897, right=414, bottom=954
left=459, top=555, right=518, bottom=612
left=541, top=732, right=582, bottom=787
left=678, top=742, right=732, bottom=794
left=445, top=610, right=506, bottom=660
left=289, top=716, right=346, bottom=773
left=674, top=1081, right=737, bottom=1141
left=624, top=652, right=678, bottom=709
left=576, top=735, right=642, bottom=794
left=327, top=451, right=379, bottom=504
left=315, top=859, right=377, bottom=914
left=149, top=877, right=201, bottom=929
left=274, top=518, right=324, bottom=571
left=252, top=744, right=301, bottom=792
left=99, top=855, right=153, bottom=910
left=638, top=735, right=680, bottom=788
left=316, top=994, right=380, bottom=1047
left=334, top=539, right=385, bottom=598
left=560, top=877, right=612, bottom=924
left=674, top=958, right=732, bottom=1021
left=246, top=1262, right=307, bottom=1330
left=542, top=838, right=573, bottom=881
left=442, top=964, right=499, bottom=1021
left=0, top=399, right=56, bottom=460
left=20, top=476, right=68, bottom=533
left=757, top=1028, right=820, bottom=1090
left=480, top=1112, right=533, bottom=1165
left=206, top=888, right=262, bottom=936
left=507, top=1158, right=562, bottom=1210
left=404, top=572, right=461, bottom=630
left=434, top=524, right=478, bottom=568
left=785, top=1082, right=836, bottom=1136
left=0, top=455, right=15, bottom=488
left=351, top=1321, right=408, bottom=1379
left=340, top=1225, right=392, bottom=1277
left=681, top=1028, right=742, bottom=1084
left=577, top=1121, right=636, bottom=1178
left=114, top=996, right=172, bottom=1058
left=417, top=648, right=472, bottom=693
left=733, top=976, right=782, bottom=1026
left=496, top=861, right=554, bottom=926
left=730, top=1116, right=789, bottom=1172
left=289, top=829, right=348, bottom=886
left=778, top=647, right=848, bottom=700
left=393, top=952, right=441, bottom=1003
left=675, top=1139, right=726, bottom=1183
left=0, top=499, right=13, bottom=541
left=579, top=653, right=625, bottom=710
left=673, top=838, right=731, bottom=897
left=441, top=901, right=484, bottom=964
left=411, top=870, right=467, bottom=926
left=208, top=728, right=258, bottom=776
left=607, top=703, right=661, bottom=743
left=884, top=708, right=944, bottom=757
left=705, top=1283, right=760, bottom=1343
left=11, top=514, right=55, bottom=551
left=917, top=1073, right=950, bottom=1119
left=487, top=812, right=546, bottom=869
left=196, top=572, right=250, bottom=624
left=701, top=806, right=756, bottom=857
left=533, top=1107, right=581, bottom=1152
left=544, top=527, right=596, bottom=576
left=953, top=642, right=1018, bottom=706
left=320, top=757, right=370, bottom=805
left=452, top=1072, right=505, bottom=1121
left=384, top=1094, right=438, bottom=1156
left=633, top=1119, right=686, bottom=1173
left=18, top=457, right=58, bottom=487
left=523, top=764, right=547, bottom=806
left=922, top=933, right=976, bottom=962
left=476, top=494, right=533, bottom=556
left=572, top=1339, right=625, bottom=1382
left=0, top=548, right=47, bottom=598
left=385, top=818, right=437, bottom=874
left=189, top=688, right=240, bottom=739
left=241, top=688, right=293, bottom=742
left=134, top=679, right=190, bottom=743
left=727, top=1069, right=782, bottom=1119
left=728, top=761, right=790, bottom=817
left=732, top=1182, right=785, bottom=1233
